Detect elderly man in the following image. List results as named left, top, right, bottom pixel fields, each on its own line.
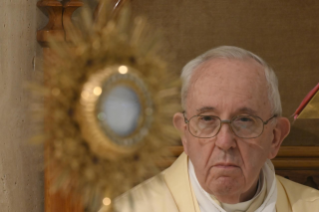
left=114, top=46, right=319, bottom=212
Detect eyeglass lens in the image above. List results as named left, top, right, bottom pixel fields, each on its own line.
left=188, top=114, right=264, bottom=138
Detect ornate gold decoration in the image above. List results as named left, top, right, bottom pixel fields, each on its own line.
left=32, top=0, right=181, bottom=211
left=77, top=65, right=154, bottom=160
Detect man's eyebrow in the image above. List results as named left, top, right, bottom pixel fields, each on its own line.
left=196, top=107, right=258, bottom=115
left=196, top=107, right=216, bottom=113
left=236, top=107, right=258, bottom=115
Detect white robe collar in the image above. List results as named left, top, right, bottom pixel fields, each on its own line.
left=188, top=159, right=277, bottom=212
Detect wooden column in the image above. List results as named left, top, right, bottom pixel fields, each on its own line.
left=37, top=0, right=84, bottom=211
left=62, top=0, right=84, bottom=41
left=37, top=0, right=64, bottom=47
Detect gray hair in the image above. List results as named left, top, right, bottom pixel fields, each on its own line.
left=181, top=46, right=282, bottom=116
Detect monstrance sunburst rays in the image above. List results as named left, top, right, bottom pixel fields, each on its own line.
left=31, top=0, right=181, bottom=211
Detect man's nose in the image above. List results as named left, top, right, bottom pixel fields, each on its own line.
left=214, top=122, right=237, bottom=151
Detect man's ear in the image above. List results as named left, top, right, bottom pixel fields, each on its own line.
left=268, top=117, right=290, bottom=159
left=173, top=112, right=189, bottom=154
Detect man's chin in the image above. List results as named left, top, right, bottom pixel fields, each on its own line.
left=206, top=177, right=242, bottom=199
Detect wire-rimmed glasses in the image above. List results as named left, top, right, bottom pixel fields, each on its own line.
left=183, top=112, right=277, bottom=139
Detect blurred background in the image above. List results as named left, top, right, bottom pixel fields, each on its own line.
left=130, top=0, right=319, bottom=146
left=1, top=0, right=319, bottom=211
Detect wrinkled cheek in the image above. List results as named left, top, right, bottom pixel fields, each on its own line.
left=188, top=141, right=214, bottom=163
left=198, top=136, right=216, bottom=146
left=241, top=142, right=268, bottom=170
left=247, top=150, right=267, bottom=171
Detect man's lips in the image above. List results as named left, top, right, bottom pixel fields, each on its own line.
left=213, top=163, right=238, bottom=168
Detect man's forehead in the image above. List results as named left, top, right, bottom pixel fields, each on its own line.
left=191, top=58, right=265, bottom=84
left=186, top=58, right=271, bottom=115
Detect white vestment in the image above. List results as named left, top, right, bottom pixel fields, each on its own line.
left=189, top=159, right=277, bottom=212
left=109, top=153, right=319, bottom=212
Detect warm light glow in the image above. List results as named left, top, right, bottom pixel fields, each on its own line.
left=102, top=197, right=111, bottom=206
left=118, top=65, right=128, bottom=74
left=81, top=91, right=90, bottom=100
left=93, top=86, right=102, bottom=96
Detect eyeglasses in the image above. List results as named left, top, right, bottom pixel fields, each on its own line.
left=183, top=112, right=277, bottom=139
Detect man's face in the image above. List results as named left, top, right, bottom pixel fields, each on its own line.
left=179, top=58, right=278, bottom=203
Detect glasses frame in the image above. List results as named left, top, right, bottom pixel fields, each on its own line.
left=183, top=112, right=278, bottom=139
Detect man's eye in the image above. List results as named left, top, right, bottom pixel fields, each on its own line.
left=203, top=116, right=212, bottom=121
left=238, top=117, right=253, bottom=122
left=199, top=116, right=217, bottom=122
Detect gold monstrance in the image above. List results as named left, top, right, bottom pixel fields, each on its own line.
left=33, top=0, right=181, bottom=211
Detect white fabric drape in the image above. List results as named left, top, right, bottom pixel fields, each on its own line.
left=189, top=159, right=277, bottom=212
